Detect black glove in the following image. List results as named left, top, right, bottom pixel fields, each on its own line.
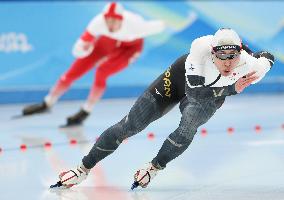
left=253, top=51, right=275, bottom=67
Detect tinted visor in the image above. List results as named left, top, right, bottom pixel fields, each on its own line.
left=215, top=52, right=240, bottom=60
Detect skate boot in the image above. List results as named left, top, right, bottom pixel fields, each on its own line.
left=62, top=109, right=90, bottom=127
left=131, top=162, right=160, bottom=190
left=50, top=164, right=89, bottom=189
left=22, top=101, right=49, bottom=116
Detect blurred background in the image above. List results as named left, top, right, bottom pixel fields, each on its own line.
left=0, top=0, right=283, bottom=104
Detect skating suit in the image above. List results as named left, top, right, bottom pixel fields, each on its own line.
left=54, top=10, right=164, bottom=93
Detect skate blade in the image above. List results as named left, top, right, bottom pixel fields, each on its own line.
left=11, top=111, right=50, bottom=120
left=11, top=114, right=27, bottom=120
left=59, top=123, right=83, bottom=129
left=131, top=181, right=139, bottom=190
left=50, top=181, right=63, bottom=189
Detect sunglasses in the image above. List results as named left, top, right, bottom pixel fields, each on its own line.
left=214, top=52, right=240, bottom=60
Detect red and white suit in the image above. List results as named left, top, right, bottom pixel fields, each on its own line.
left=45, top=2, right=165, bottom=112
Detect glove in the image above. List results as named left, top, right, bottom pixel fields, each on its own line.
left=72, top=39, right=94, bottom=58
left=253, top=51, right=275, bottom=67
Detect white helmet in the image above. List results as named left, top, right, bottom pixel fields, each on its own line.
left=212, top=28, right=242, bottom=52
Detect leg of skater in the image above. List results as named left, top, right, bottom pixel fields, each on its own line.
left=52, top=90, right=165, bottom=188
left=22, top=49, right=103, bottom=116
left=132, top=97, right=225, bottom=189
left=65, top=40, right=143, bottom=126
left=51, top=53, right=188, bottom=188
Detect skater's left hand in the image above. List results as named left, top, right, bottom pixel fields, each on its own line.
left=235, top=71, right=259, bottom=93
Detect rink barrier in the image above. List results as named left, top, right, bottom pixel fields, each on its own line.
left=0, top=86, right=147, bottom=104
left=0, top=82, right=284, bottom=104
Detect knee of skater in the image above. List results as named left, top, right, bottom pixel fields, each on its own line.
left=128, top=120, right=146, bottom=133
left=94, top=72, right=107, bottom=88
left=94, top=79, right=106, bottom=88
left=97, top=138, right=121, bottom=151
left=58, top=76, right=73, bottom=87
left=95, top=67, right=108, bottom=78
left=97, top=133, right=121, bottom=149
left=169, top=129, right=197, bottom=146
left=120, top=118, right=145, bottom=137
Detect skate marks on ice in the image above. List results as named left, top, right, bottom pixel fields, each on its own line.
left=46, top=186, right=132, bottom=200
left=43, top=184, right=284, bottom=200
left=44, top=186, right=189, bottom=200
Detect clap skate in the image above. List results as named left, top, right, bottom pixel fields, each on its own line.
left=50, top=165, right=89, bottom=189
left=60, top=109, right=89, bottom=128
left=131, top=162, right=160, bottom=190
left=12, top=101, right=49, bottom=119
left=23, top=101, right=49, bottom=115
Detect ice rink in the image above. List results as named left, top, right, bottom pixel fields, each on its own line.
left=1, top=94, right=284, bottom=200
